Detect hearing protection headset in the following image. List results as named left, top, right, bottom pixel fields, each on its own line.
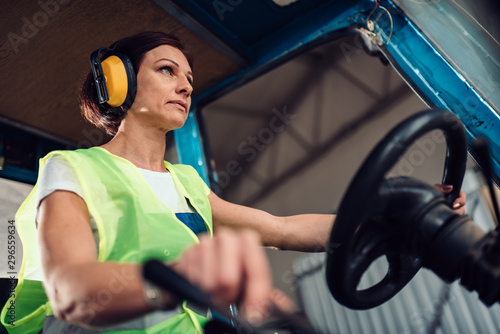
left=90, top=41, right=137, bottom=108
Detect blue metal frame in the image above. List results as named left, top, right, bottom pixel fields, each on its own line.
left=175, top=0, right=500, bottom=185
left=176, top=0, right=374, bottom=182
left=174, top=109, right=210, bottom=183
left=375, top=1, right=500, bottom=183
left=168, top=0, right=368, bottom=61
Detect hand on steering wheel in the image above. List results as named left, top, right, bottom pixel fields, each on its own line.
left=434, top=184, right=467, bottom=215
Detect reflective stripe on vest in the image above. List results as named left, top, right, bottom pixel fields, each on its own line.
left=1, top=147, right=213, bottom=333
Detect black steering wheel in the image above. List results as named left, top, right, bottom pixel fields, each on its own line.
left=325, top=109, right=468, bottom=309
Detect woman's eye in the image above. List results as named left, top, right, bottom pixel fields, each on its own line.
left=160, top=66, right=173, bottom=75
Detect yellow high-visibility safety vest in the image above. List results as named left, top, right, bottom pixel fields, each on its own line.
left=1, top=147, right=213, bottom=333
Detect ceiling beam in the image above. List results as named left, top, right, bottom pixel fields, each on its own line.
left=217, top=62, right=324, bottom=197
left=240, top=84, right=413, bottom=207
left=215, top=39, right=359, bottom=197
left=334, top=64, right=382, bottom=100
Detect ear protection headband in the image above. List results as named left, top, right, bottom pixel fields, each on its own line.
left=90, top=43, right=137, bottom=108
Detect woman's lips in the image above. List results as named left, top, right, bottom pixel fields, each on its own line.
left=168, top=100, right=187, bottom=112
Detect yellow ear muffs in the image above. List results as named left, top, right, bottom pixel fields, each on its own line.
left=101, top=54, right=135, bottom=107
left=90, top=49, right=137, bottom=108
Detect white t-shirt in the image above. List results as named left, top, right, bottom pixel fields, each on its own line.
left=35, top=155, right=196, bottom=253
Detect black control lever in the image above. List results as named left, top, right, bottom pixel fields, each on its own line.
left=454, top=138, right=500, bottom=306
left=142, top=259, right=322, bottom=334
left=472, top=137, right=500, bottom=227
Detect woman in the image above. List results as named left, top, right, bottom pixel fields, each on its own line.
left=1, top=31, right=466, bottom=334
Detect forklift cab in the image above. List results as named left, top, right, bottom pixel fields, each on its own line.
left=1, top=1, right=499, bottom=333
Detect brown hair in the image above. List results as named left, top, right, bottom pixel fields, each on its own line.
left=80, top=31, right=193, bottom=136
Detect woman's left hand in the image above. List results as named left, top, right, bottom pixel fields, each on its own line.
left=434, top=184, right=467, bottom=215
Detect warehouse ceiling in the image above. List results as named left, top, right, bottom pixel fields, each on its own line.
left=1, top=0, right=364, bottom=144
left=0, top=0, right=242, bottom=145
left=201, top=35, right=416, bottom=205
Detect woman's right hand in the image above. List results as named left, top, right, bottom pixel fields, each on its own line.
left=173, top=229, right=293, bottom=324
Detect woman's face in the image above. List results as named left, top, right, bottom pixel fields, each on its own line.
left=128, top=45, right=194, bottom=132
